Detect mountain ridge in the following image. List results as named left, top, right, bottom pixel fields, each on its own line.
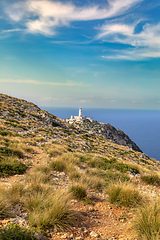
left=0, top=93, right=142, bottom=153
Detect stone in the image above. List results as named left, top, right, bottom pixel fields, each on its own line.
left=35, top=233, right=48, bottom=240
left=90, top=231, right=99, bottom=238
left=140, top=153, right=150, bottom=159
left=61, top=233, right=71, bottom=239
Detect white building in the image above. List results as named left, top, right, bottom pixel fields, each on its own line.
left=65, top=107, right=93, bottom=124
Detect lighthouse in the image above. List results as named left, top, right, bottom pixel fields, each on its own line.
left=79, top=107, right=82, bottom=117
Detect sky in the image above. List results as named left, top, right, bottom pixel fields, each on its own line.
left=0, top=0, right=160, bottom=109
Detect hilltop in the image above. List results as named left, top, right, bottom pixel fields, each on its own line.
left=0, top=93, right=160, bottom=240
left=0, top=93, right=141, bottom=152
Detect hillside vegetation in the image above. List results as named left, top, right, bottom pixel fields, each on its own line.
left=0, top=93, right=160, bottom=240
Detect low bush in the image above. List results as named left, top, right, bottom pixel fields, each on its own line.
left=0, top=223, right=37, bottom=240
left=0, top=146, right=24, bottom=159
left=107, top=182, right=143, bottom=207
left=134, top=199, right=160, bottom=240
left=0, top=158, right=27, bottom=176
left=84, top=155, right=139, bottom=174
left=0, top=131, right=12, bottom=137
left=104, top=171, right=130, bottom=185
left=141, top=173, right=160, bottom=186
left=69, top=184, right=87, bottom=200
left=114, top=162, right=139, bottom=174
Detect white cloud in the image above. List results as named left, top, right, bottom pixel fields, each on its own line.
left=5, top=0, right=143, bottom=35
left=0, top=79, right=88, bottom=87
left=131, top=100, right=145, bottom=103
left=1, top=29, right=22, bottom=33
left=99, top=22, right=160, bottom=60
left=42, top=96, right=61, bottom=102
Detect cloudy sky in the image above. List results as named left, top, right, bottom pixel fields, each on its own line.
left=0, top=0, right=160, bottom=109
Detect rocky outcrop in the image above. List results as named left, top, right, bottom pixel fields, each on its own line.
left=99, top=123, right=142, bottom=152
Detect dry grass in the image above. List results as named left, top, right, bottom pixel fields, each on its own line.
left=141, top=172, right=160, bottom=186
left=82, top=175, right=105, bottom=192
left=107, top=181, right=143, bottom=207
left=134, top=198, right=160, bottom=240
left=0, top=185, right=11, bottom=218
left=69, top=184, right=87, bottom=200
left=44, top=143, right=67, bottom=157
left=24, top=189, right=75, bottom=230
left=25, top=165, right=52, bottom=185
left=8, top=182, right=25, bottom=205
left=49, top=159, right=67, bottom=172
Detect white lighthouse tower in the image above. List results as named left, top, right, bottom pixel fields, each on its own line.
left=79, top=107, right=82, bottom=117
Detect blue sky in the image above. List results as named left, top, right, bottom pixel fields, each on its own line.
left=0, top=0, right=160, bottom=109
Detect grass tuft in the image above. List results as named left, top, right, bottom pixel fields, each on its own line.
left=141, top=173, right=160, bottom=186
left=0, top=186, right=11, bottom=218
left=25, top=190, right=75, bottom=230
left=134, top=199, right=160, bottom=240
left=107, top=182, right=143, bottom=207
left=49, top=159, right=66, bottom=172
left=69, top=184, right=87, bottom=200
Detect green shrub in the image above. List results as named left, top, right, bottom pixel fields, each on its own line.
left=107, top=182, right=143, bottom=207
left=0, top=223, right=37, bottom=240
left=0, top=159, right=27, bottom=176
left=0, top=146, right=24, bottom=159
left=0, top=131, right=12, bottom=137
left=141, top=174, right=160, bottom=186
left=69, top=185, right=87, bottom=200
left=134, top=199, right=160, bottom=240
left=104, top=171, right=130, bottom=185
left=85, top=156, right=139, bottom=174
left=114, top=162, right=139, bottom=174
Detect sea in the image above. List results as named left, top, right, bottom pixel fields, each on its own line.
left=42, top=107, right=160, bottom=161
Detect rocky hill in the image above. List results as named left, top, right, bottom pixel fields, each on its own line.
left=0, top=93, right=160, bottom=240
left=0, top=93, right=142, bottom=153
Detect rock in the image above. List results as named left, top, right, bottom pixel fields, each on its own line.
left=61, top=233, right=68, bottom=239
left=89, top=206, right=94, bottom=212
left=100, top=123, right=142, bottom=152
left=90, top=231, right=99, bottom=238
left=140, top=153, right=150, bottom=159
left=35, top=232, right=48, bottom=240
left=60, top=233, right=73, bottom=239
left=80, top=227, right=87, bottom=232
left=2, top=219, right=10, bottom=226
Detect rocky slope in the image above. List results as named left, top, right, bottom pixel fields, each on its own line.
left=0, top=93, right=160, bottom=240
left=0, top=93, right=142, bottom=153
